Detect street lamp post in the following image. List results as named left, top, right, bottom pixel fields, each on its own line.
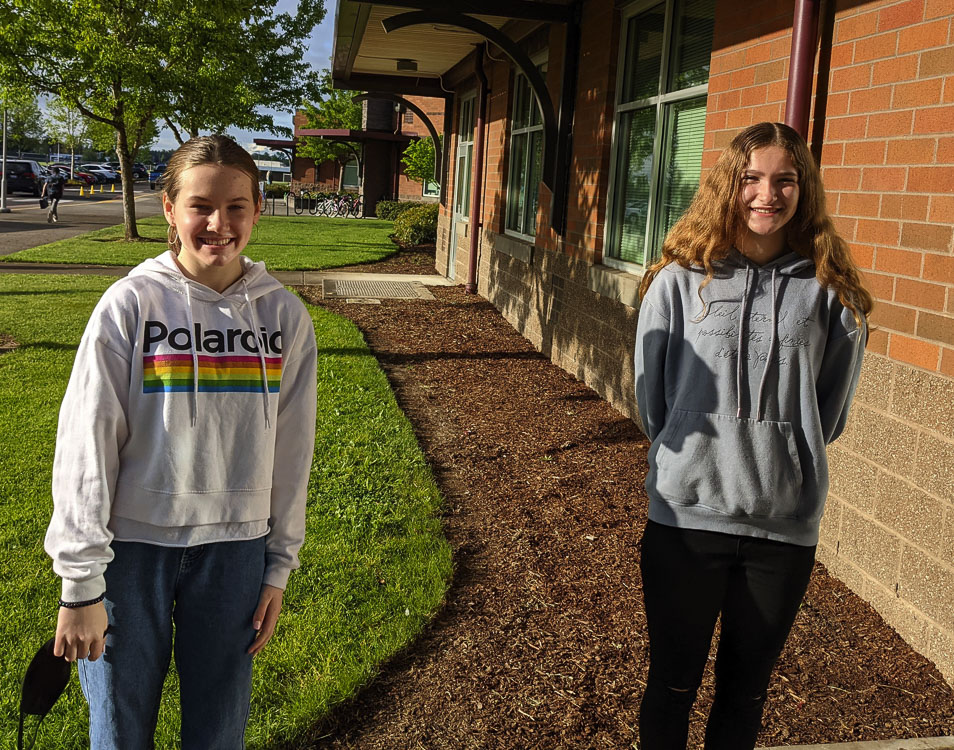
left=1, top=104, right=11, bottom=213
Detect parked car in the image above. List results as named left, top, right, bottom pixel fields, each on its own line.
left=51, top=165, right=93, bottom=186
left=3, top=159, right=43, bottom=196
left=149, top=164, right=166, bottom=190
left=79, top=163, right=119, bottom=183
left=132, top=162, right=148, bottom=179
left=72, top=169, right=97, bottom=185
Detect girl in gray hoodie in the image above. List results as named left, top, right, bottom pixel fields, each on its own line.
left=635, top=122, right=872, bottom=749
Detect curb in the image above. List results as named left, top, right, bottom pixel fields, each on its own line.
left=764, top=738, right=954, bottom=749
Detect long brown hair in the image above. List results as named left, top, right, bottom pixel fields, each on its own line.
left=162, top=135, right=261, bottom=254
left=638, top=122, right=872, bottom=325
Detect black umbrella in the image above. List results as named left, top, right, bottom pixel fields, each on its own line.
left=18, top=638, right=71, bottom=750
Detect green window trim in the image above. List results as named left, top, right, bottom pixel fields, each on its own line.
left=454, top=95, right=476, bottom=219
left=506, top=62, right=547, bottom=239
left=606, top=0, right=715, bottom=269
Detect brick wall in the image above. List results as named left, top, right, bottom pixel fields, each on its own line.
left=706, top=0, right=954, bottom=682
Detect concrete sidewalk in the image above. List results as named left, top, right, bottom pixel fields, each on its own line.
left=763, top=739, right=954, bottom=749
left=0, top=262, right=455, bottom=288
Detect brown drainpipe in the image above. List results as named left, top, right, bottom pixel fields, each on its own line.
left=785, top=0, right=822, bottom=139
left=466, top=44, right=487, bottom=295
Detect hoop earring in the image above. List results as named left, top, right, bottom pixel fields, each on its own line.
left=168, top=226, right=181, bottom=255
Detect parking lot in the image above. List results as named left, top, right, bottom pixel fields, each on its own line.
left=0, top=184, right=163, bottom=256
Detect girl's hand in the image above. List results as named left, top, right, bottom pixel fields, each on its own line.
left=54, top=601, right=109, bottom=662
left=248, top=584, right=284, bottom=656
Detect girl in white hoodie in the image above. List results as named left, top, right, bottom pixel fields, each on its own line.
left=46, top=135, right=317, bottom=748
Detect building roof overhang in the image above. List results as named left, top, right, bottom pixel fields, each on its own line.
left=296, top=128, right=414, bottom=144
left=332, top=1, right=569, bottom=90
left=332, top=0, right=579, bottom=235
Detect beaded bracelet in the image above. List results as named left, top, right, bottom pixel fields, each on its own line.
left=58, top=593, right=105, bottom=609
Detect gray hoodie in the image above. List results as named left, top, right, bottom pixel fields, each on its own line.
left=634, top=249, right=866, bottom=546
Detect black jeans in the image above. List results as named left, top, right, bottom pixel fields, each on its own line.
left=638, top=520, right=815, bottom=750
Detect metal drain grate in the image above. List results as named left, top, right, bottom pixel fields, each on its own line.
left=322, top=279, right=430, bottom=300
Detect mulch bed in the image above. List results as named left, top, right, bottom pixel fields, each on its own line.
left=294, top=246, right=954, bottom=749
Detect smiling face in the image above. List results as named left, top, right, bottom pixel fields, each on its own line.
left=162, top=164, right=260, bottom=289
left=736, top=145, right=800, bottom=263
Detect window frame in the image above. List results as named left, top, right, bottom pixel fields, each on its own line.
left=604, top=0, right=712, bottom=274
left=453, top=93, right=477, bottom=221
left=342, top=157, right=360, bottom=189
left=505, top=53, right=548, bottom=242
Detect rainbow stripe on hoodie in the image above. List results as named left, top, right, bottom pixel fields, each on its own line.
left=141, top=319, right=283, bottom=393
left=143, top=353, right=281, bottom=393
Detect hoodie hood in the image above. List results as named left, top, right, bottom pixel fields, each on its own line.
left=128, top=251, right=286, bottom=427
left=128, top=250, right=285, bottom=302
left=721, top=247, right=815, bottom=276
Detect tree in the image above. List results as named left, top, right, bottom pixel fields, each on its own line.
left=160, top=1, right=325, bottom=144
left=4, top=90, right=43, bottom=156
left=0, top=0, right=325, bottom=239
left=44, top=96, right=84, bottom=173
left=401, top=136, right=440, bottom=185
left=297, top=71, right=363, bottom=188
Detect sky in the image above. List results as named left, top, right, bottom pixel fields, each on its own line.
left=153, top=0, right=337, bottom=153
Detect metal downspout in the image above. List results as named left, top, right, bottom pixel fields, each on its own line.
left=466, top=44, right=488, bottom=295
left=784, top=0, right=822, bottom=138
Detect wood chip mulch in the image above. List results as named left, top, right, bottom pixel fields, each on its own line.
left=293, top=246, right=954, bottom=749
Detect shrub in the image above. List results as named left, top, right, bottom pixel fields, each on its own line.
left=264, top=183, right=290, bottom=197
left=375, top=200, right=427, bottom=221
left=392, top=203, right=439, bottom=246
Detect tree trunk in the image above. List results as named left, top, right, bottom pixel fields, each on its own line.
left=115, top=127, right=140, bottom=240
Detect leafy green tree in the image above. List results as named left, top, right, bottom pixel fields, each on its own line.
left=0, top=0, right=324, bottom=239
left=161, top=1, right=325, bottom=144
left=44, top=96, right=84, bottom=173
left=401, top=136, right=440, bottom=185
left=3, top=89, right=43, bottom=155
left=297, top=71, right=363, bottom=187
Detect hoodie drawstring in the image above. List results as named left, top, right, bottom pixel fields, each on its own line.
left=754, top=268, right=779, bottom=422
left=735, top=265, right=751, bottom=419
left=243, top=279, right=272, bottom=429
left=183, top=280, right=199, bottom=427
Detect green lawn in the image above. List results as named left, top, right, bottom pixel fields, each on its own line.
left=1, top=215, right=399, bottom=270
left=0, top=274, right=451, bottom=748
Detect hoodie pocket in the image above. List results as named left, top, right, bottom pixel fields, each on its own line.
left=654, top=409, right=804, bottom=519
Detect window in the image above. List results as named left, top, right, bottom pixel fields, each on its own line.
left=423, top=179, right=440, bottom=197
left=404, top=110, right=415, bottom=125
left=454, top=95, right=475, bottom=218
left=342, top=158, right=359, bottom=189
left=606, top=0, right=715, bottom=268
left=506, top=62, right=547, bottom=238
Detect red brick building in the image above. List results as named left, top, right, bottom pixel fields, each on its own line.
left=333, top=0, right=954, bottom=681
left=290, top=97, right=445, bottom=208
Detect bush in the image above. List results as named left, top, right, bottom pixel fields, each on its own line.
left=375, top=200, right=427, bottom=221
left=264, top=183, right=290, bottom=197
left=392, top=203, right=439, bottom=246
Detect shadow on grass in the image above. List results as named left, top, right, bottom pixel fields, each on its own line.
left=0, top=288, right=113, bottom=296
left=90, top=237, right=165, bottom=243
left=316, top=348, right=376, bottom=358
left=11, top=341, right=78, bottom=352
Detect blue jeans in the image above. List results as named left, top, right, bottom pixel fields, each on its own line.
left=639, top=520, right=816, bottom=750
left=78, top=538, right=266, bottom=749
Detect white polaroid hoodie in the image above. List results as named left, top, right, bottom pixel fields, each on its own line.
left=45, top=251, right=317, bottom=601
